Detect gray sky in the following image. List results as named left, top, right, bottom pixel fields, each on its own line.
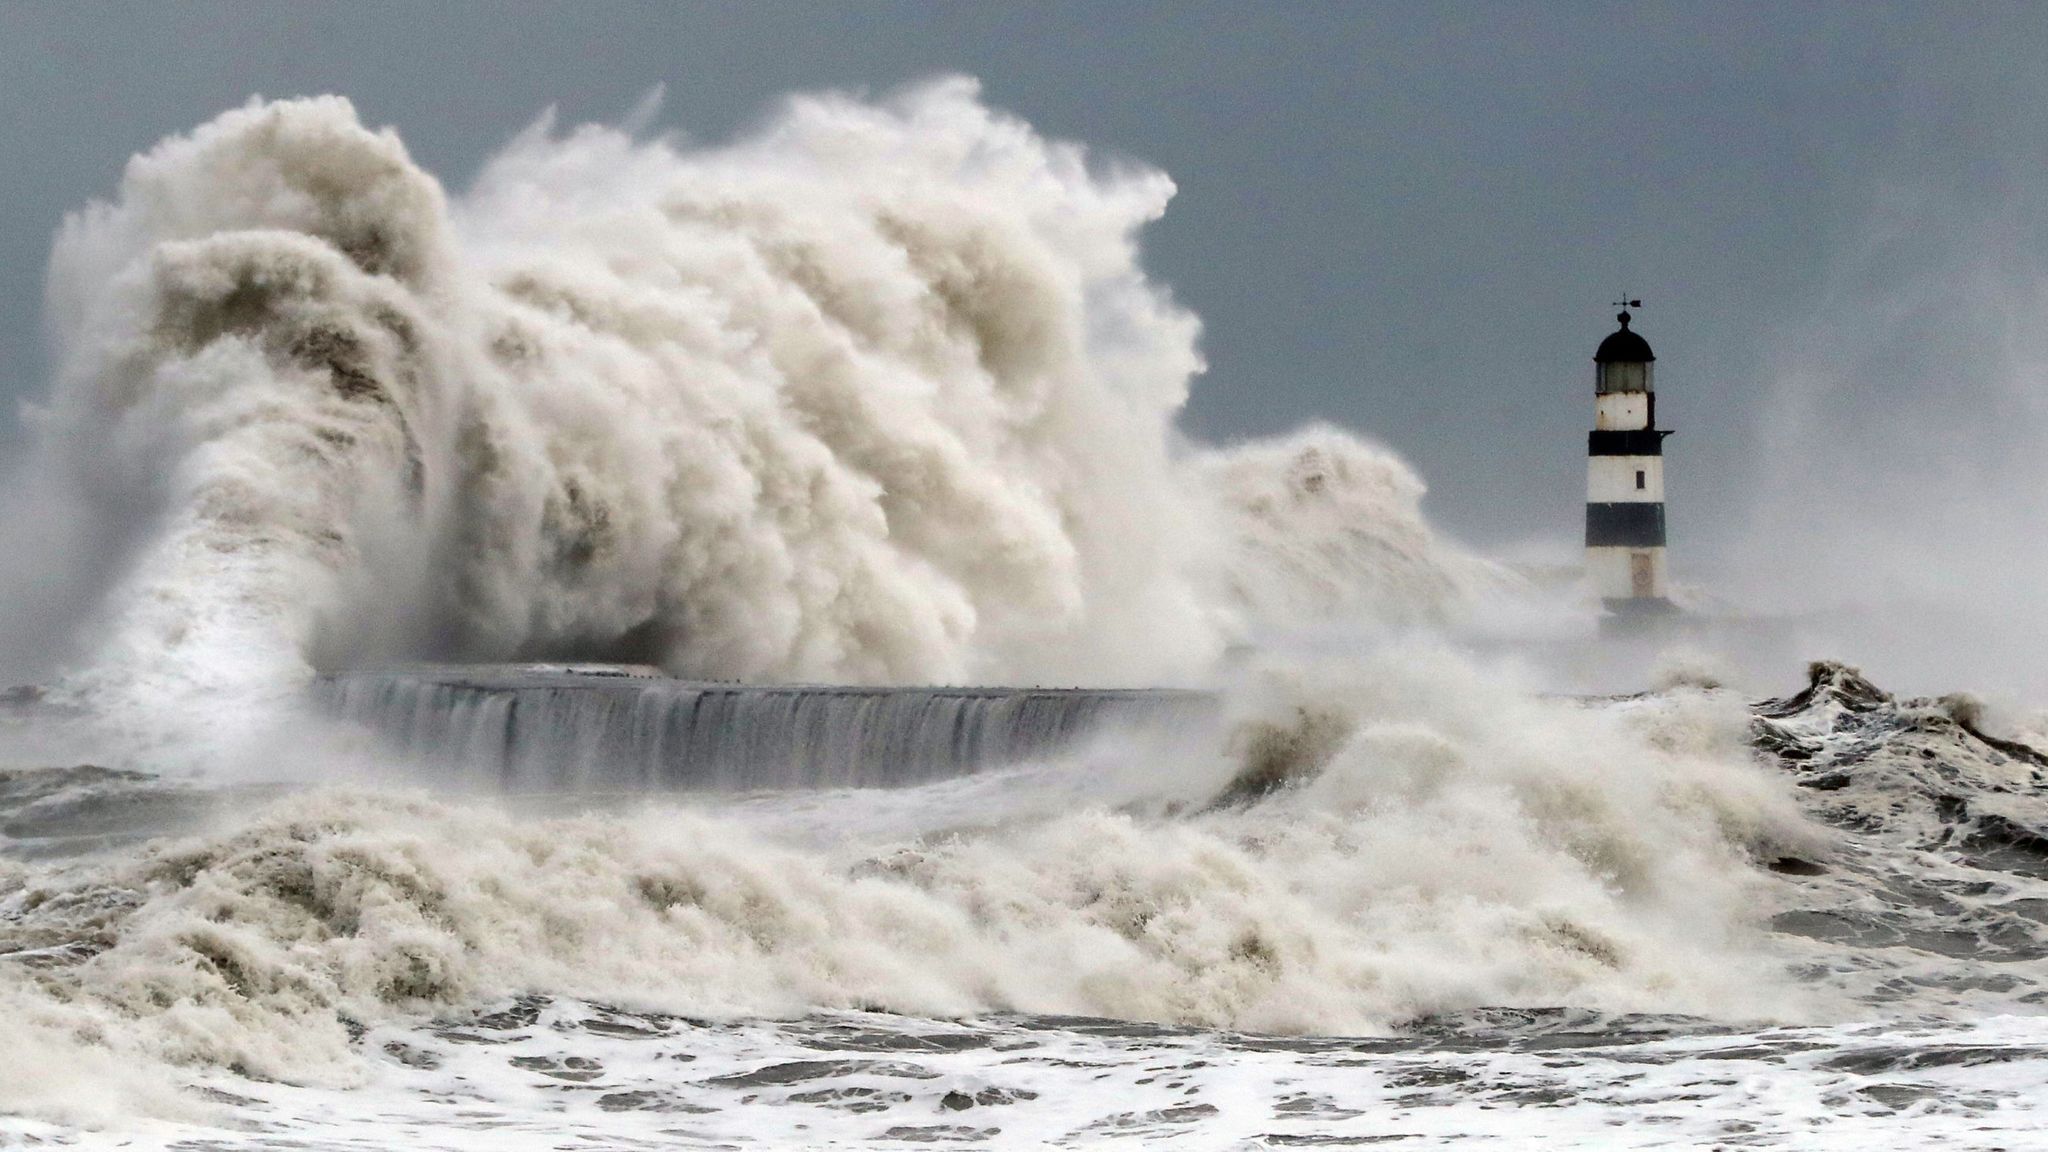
left=3, top=1, right=2045, bottom=555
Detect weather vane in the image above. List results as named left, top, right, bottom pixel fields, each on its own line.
left=1612, top=294, right=1642, bottom=311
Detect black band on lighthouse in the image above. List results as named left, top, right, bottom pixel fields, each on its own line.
left=1588, top=429, right=1672, bottom=456
left=1585, top=502, right=1666, bottom=547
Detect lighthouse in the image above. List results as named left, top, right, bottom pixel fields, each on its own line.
left=1585, top=304, right=1675, bottom=622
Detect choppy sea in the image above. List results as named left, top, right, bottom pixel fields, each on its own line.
left=6, top=661, right=2048, bottom=1149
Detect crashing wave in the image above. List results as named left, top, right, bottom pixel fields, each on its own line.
left=3, top=86, right=1495, bottom=747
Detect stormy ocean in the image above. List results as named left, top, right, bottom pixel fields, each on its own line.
left=2, top=83, right=2046, bottom=1150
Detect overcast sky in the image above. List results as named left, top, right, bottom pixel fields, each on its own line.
left=3, top=2, right=2046, bottom=557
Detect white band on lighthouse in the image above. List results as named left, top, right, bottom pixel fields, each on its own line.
left=1586, top=456, right=1663, bottom=502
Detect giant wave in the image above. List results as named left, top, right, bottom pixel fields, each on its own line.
left=2, top=82, right=1495, bottom=747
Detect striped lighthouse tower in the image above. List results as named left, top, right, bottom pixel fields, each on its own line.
left=1585, top=303, right=1675, bottom=623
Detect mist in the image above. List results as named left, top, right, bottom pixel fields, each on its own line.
left=1682, top=65, right=2048, bottom=705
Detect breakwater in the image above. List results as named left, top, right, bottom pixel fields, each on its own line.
left=317, top=665, right=1213, bottom=790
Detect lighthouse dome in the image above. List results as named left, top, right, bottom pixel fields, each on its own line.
left=1594, top=312, right=1655, bottom=363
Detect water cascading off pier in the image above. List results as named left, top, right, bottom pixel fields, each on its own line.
left=319, top=666, right=1214, bottom=791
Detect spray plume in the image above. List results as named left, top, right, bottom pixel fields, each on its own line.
left=11, top=81, right=1487, bottom=731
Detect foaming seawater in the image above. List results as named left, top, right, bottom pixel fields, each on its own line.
left=7, top=655, right=2048, bottom=1144
left=40, top=1001, right=2045, bottom=1150
left=0, top=649, right=1819, bottom=1124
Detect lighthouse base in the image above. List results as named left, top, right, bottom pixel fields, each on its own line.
left=1599, top=596, right=1681, bottom=640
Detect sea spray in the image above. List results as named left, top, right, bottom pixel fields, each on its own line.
left=1195, top=424, right=1512, bottom=636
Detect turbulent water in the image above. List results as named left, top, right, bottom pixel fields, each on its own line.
left=0, top=83, right=2042, bottom=1148
left=4, top=660, right=2048, bottom=1147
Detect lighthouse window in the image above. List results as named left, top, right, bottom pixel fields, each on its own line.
left=1635, top=470, right=1646, bottom=490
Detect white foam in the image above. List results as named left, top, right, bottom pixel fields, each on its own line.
left=15, top=1004, right=2048, bottom=1148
